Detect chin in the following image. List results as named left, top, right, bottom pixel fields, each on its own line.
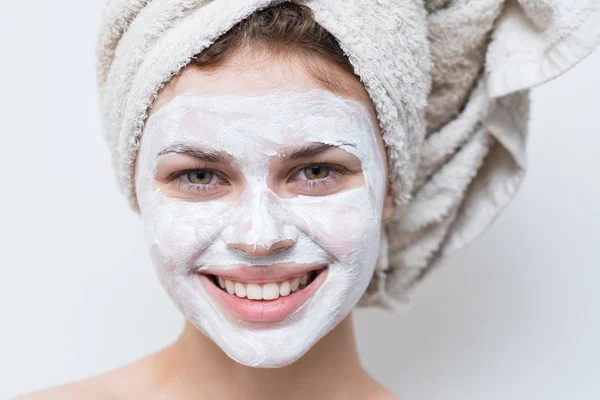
left=165, top=262, right=372, bottom=368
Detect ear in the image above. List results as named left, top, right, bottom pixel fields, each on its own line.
left=381, top=184, right=397, bottom=221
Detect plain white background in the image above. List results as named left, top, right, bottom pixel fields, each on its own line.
left=1, top=1, right=599, bottom=399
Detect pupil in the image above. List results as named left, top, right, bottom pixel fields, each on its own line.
left=306, top=165, right=328, bottom=180
left=187, top=170, right=210, bottom=184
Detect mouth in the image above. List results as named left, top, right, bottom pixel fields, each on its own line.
left=197, top=265, right=328, bottom=323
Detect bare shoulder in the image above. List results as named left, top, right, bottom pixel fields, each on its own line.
left=359, top=373, right=399, bottom=400
left=14, top=349, right=169, bottom=400
left=372, top=385, right=400, bottom=400
left=379, top=390, right=400, bottom=400
left=13, top=378, right=116, bottom=400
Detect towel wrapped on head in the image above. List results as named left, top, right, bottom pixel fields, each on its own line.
left=95, top=0, right=600, bottom=310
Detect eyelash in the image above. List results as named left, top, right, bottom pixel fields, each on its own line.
left=290, top=164, right=344, bottom=189
left=168, top=163, right=349, bottom=195
left=171, top=168, right=228, bottom=196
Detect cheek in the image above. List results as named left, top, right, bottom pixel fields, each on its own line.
left=140, top=195, right=232, bottom=275
left=285, top=188, right=381, bottom=265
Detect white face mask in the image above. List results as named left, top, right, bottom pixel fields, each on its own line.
left=135, top=88, right=386, bottom=367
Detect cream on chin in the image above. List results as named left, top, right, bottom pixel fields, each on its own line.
left=135, top=88, right=386, bottom=367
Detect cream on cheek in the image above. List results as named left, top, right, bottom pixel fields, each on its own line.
left=135, top=89, right=386, bottom=367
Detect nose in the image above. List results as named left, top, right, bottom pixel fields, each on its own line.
left=223, top=180, right=297, bottom=256
left=228, top=239, right=295, bottom=257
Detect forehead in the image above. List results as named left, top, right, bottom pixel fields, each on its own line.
left=142, top=88, right=377, bottom=152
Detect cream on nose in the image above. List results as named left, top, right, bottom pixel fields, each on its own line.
left=224, top=178, right=291, bottom=254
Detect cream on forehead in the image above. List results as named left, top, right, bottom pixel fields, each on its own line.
left=143, top=88, right=381, bottom=179
left=135, top=88, right=387, bottom=367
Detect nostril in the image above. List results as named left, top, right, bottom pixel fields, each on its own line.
left=266, top=239, right=295, bottom=253
left=228, top=239, right=295, bottom=257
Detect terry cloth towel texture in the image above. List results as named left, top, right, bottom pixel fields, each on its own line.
left=95, top=0, right=600, bottom=311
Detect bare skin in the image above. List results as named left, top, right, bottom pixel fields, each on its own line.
left=17, top=47, right=398, bottom=400
left=18, top=315, right=397, bottom=400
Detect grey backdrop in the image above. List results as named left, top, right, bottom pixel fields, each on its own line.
left=1, top=1, right=599, bottom=399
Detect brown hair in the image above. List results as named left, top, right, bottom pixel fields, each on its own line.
left=187, top=2, right=360, bottom=95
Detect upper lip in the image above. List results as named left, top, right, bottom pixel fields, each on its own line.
left=198, top=263, right=328, bottom=284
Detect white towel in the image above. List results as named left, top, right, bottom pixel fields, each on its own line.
left=95, top=0, right=600, bottom=311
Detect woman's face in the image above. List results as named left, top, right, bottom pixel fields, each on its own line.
left=134, top=51, right=396, bottom=367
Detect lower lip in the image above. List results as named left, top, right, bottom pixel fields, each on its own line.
left=198, top=268, right=328, bottom=323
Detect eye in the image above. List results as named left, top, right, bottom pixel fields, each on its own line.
left=186, top=170, right=213, bottom=185
left=303, top=165, right=330, bottom=180
left=287, top=163, right=351, bottom=196
left=163, top=168, right=230, bottom=199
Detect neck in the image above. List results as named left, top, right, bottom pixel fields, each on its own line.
left=159, top=312, right=374, bottom=400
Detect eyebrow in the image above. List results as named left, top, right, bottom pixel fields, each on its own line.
left=157, top=144, right=234, bottom=164
left=156, top=141, right=357, bottom=164
left=279, top=142, right=357, bottom=163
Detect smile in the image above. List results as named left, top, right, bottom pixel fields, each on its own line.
left=197, top=265, right=328, bottom=322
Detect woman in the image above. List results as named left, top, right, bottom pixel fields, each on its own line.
left=17, top=0, right=599, bottom=399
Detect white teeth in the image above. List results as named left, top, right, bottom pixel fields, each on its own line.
left=300, top=273, right=308, bottom=286
left=262, top=283, right=280, bottom=300
left=215, top=270, right=321, bottom=300
left=246, top=283, right=262, bottom=300
left=279, top=280, right=291, bottom=296
left=225, top=280, right=235, bottom=295
left=234, top=282, right=246, bottom=298
left=290, top=276, right=301, bottom=291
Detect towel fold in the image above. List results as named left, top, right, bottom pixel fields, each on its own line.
left=95, top=0, right=600, bottom=311
left=366, top=0, right=600, bottom=310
